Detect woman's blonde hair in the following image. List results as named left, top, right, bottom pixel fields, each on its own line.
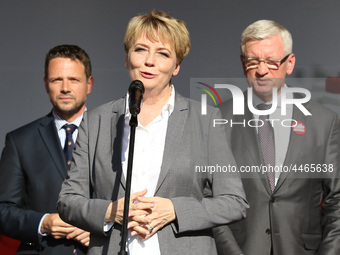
left=124, top=10, right=191, bottom=64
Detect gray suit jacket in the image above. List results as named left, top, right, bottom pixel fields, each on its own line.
left=58, top=92, right=249, bottom=255
left=213, top=94, right=340, bottom=255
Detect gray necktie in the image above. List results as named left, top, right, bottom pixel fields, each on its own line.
left=257, top=104, right=275, bottom=192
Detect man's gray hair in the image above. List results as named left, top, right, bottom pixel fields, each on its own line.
left=240, top=20, right=293, bottom=55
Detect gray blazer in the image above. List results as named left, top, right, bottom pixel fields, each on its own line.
left=213, top=94, right=340, bottom=255
left=58, top=92, right=248, bottom=255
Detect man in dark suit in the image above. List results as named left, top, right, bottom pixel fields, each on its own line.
left=0, top=45, right=94, bottom=254
left=213, top=20, right=340, bottom=255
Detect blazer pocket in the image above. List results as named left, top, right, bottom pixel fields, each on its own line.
left=302, top=233, right=321, bottom=250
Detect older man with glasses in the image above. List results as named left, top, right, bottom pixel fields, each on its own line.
left=213, top=20, right=340, bottom=255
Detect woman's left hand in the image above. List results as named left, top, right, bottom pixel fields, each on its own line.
left=128, top=196, right=176, bottom=240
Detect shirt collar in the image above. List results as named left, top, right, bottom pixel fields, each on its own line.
left=53, top=108, right=86, bottom=131
left=252, top=84, right=293, bottom=109
left=124, top=85, right=175, bottom=119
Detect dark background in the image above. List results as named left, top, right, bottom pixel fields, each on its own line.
left=1, top=0, right=339, bottom=148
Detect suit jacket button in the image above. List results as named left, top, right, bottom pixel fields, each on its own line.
left=265, top=228, right=272, bottom=234
left=270, top=197, right=276, bottom=203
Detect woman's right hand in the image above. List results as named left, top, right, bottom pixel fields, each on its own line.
left=105, top=189, right=153, bottom=228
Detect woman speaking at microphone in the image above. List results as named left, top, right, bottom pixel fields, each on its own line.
left=57, top=10, right=248, bottom=255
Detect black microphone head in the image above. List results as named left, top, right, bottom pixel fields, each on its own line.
left=128, top=80, right=145, bottom=95
left=128, top=80, right=145, bottom=117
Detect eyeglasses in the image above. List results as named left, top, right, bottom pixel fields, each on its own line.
left=242, top=54, right=291, bottom=70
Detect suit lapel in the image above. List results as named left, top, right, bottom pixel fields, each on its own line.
left=116, top=94, right=188, bottom=192
left=239, top=92, right=311, bottom=194
left=274, top=103, right=310, bottom=191
left=111, top=98, right=128, bottom=189
left=38, top=114, right=67, bottom=179
left=240, top=104, right=273, bottom=194
left=155, top=93, right=188, bottom=194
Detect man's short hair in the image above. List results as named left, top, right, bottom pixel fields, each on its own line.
left=240, top=20, right=293, bottom=56
left=44, top=45, right=92, bottom=79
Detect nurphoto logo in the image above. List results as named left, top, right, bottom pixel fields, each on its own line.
left=196, top=82, right=223, bottom=114
left=194, top=79, right=312, bottom=128
left=199, top=84, right=311, bottom=116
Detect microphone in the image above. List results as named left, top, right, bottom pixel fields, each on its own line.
left=128, top=80, right=145, bottom=117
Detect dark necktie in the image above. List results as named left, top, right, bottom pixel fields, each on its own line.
left=257, top=104, right=276, bottom=192
left=63, top=124, right=77, bottom=170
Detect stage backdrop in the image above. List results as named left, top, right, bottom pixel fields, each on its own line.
left=0, top=0, right=339, bottom=148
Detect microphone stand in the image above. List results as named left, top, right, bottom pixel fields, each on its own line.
left=118, top=115, right=138, bottom=255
